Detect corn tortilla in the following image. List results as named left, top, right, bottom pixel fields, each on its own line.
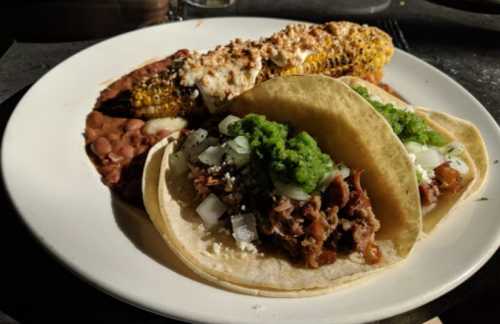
left=339, top=76, right=482, bottom=233
left=142, top=76, right=421, bottom=297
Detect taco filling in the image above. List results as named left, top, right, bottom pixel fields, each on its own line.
left=171, top=113, right=382, bottom=269
left=352, top=86, right=469, bottom=210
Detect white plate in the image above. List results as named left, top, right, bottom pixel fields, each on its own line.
left=2, top=17, right=500, bottom=324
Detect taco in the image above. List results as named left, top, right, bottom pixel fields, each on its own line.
left=340, top=76, right=487, bottom=233
left=142, top=76, right=421, bottom=297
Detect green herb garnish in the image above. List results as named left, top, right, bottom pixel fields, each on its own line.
left=229, top=114, right=333, bottom=193
left=353, top=86, right=446, bottom=146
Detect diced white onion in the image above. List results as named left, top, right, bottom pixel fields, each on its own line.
left=227, top=136, right=250, bottom=154
left=187, top=143, right=211, bottom=162
left=183, top=130, right=219, bottom=162
left=198, top=146, right=225, bottom=166
left=274, top=180, right=310, bottom=201
left=218, top=115, right=240, bottom=135
left=231, top=213, right=258, bottom=242
left=183, top=129, right=208, bottom=153
left=405, top=141, right=426, bottom=154
left=414, top=148, right=445, bottom=169
left=169, top=150, right=189, bottom=175
left=449, top=157, right=469, bottom=175
left=225, top=145, right=250, bottom=167
left=337, top=163, right=351, bottom=179
left=196, top=193, right=227, bottom=229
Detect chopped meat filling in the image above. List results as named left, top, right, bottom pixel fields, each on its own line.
left=419, top=162, right=463, bottom=206
left=266, top=172, right=381, bottom=268
left=188, top=156, right=382, bottom=268
left=434, top=162, right=462, bottom=193
left=419, top=182, right=440, bottom=206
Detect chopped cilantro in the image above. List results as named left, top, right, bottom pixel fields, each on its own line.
left=352, top=86, right=446, bottom=146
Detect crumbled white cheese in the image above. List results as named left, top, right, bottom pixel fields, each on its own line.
left=217, top=227, right=231, bottom=235
left=208, top=165, right=222, bottom=174
left=422, top=203, right=437, bottom=215
left=449, top=157, right=469, bottom=175
left=442, top=141, right=465, bottom=157
left=408, top=153, right=416, bottom=164
left=271, top=48, right=312, bottom=67
left=404, top=105, right=415, bottom=112
left=143, top=117, right=187, bottom=135
left=189, top=89, right=199, bottom=99
left=180, top=48, right=263, bottom=113
left=236, top=241, right=258, bottom=254
left=348, top=251, right=364, bottom=263
left=223, top=172, right=236, bottom=185
left=211, top=242, right=222, bottom=256
left=416, top=164, right=432, bottom=184
left=178, top=23, right=352, bottom=113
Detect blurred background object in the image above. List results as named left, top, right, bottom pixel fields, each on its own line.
left=3, top=0, right=170, bottom=41
left=2, top=0, right=500, bottom=43
left=426, top=0, right=500, bottom=14
left=184, top=0, right=236, bottom=8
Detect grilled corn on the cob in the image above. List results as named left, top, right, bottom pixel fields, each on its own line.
left=99, top=21, right=394, bottom=119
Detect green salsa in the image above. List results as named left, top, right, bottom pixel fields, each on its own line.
left=229, top=114, right=333, bottom=193
left=353, top=86, right=445, bottom=146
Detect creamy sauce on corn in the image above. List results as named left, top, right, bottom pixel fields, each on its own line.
left=178, top=22, right=361, bottom=113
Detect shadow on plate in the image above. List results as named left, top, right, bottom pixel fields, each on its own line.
left=110, top=192, right=224, bottom=290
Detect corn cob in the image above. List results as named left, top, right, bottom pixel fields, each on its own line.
left=277, top=23, right=392, bottom=80
left=113, top=21, right=394, bottom=119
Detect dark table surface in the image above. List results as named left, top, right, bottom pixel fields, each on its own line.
left=1, top=1, right=499, bottom=323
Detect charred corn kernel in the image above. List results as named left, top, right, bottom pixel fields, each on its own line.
left=129, top=21, right=393, bottom=119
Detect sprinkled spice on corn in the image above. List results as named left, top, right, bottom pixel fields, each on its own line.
left=101, top=21, right=394, bottom=119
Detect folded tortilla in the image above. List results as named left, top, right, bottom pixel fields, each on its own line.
left=142, top=76, right=421, bottom=297
left=339, top=76, right=486, bottom=233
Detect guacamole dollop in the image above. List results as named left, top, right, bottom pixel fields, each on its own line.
left=353, top=86, right=445, bottom=146
left=229, top=114, right=333, bottom=193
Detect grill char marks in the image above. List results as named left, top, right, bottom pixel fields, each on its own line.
left=95, top=49, right=192, bottom=118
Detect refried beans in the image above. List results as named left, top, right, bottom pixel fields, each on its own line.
left=84, top=111, right=170, bottom=205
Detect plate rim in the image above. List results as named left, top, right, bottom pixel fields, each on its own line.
left=2, top=16, right=499, bottom=324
